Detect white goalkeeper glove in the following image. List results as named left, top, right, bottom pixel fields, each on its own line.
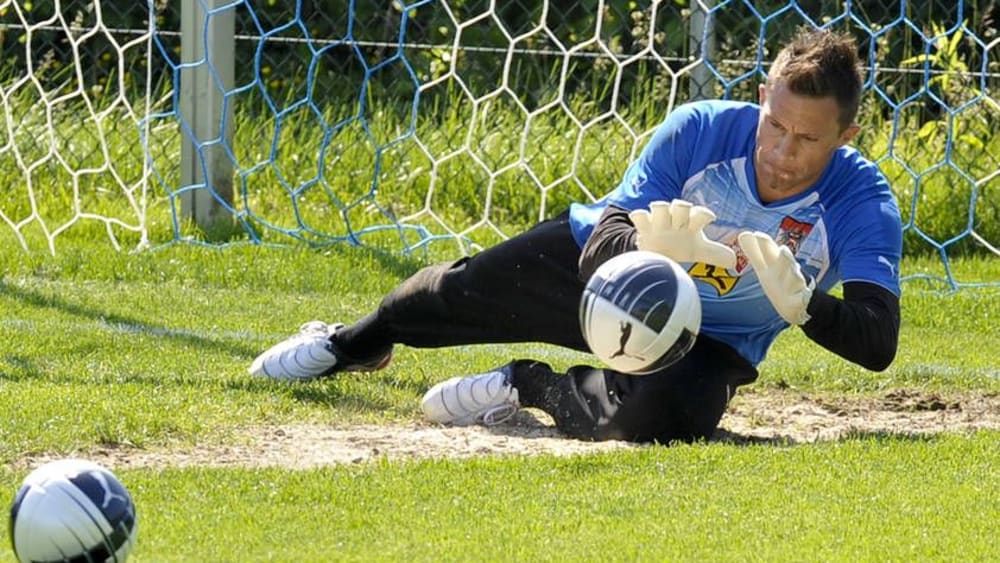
left=628, top=199, right=737, bottom=269
left=737, top=231, right=814, bottom=325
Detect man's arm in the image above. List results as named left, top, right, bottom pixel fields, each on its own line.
left=578, top=204, right=636, bottom=281
left=802, top=282, right=900, bottom=372
left=738, top=230, right=900, bottom=372
left=578, top=201, right=736, bottom=281
left=583, top=210, right=901, bottom=372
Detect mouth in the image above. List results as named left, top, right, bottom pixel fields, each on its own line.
left=762, top=160, right=793, bottom=180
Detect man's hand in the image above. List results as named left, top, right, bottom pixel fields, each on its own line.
left=738, top=231, right=814, bottom=325
left=628, top=200, right=736, bottom=269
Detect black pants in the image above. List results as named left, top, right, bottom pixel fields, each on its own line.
left=337, top=212, right=758, bottom=444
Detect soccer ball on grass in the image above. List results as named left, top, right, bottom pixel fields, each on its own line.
left=9, top=458, right=138, bottom=563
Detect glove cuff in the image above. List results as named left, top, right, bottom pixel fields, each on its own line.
left=792, top=277, right=816, bottom=326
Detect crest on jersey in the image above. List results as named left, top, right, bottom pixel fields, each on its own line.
left=775, top=216, right=814, bottom=255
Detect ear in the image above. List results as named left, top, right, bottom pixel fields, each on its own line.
left=839, top=123, right=861, bottom=145
left=758, top=83, right=767, bottom=105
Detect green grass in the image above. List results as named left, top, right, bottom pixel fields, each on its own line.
left=1, top=436, right=996, bottom=561
left=146, top=437, right=990, bottom=561
left=1, top=241, right=998, bottom=561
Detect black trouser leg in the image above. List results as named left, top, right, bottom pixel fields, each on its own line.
left=513, top=336, right=758, bottom=444
left=335, top=212, right=589, bottom=358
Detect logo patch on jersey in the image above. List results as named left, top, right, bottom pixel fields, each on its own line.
left=688, top=262, right=738, bottom=295
left=878, top=255, right=898, bottom=279
left=775, top=217, right=814, bottom=255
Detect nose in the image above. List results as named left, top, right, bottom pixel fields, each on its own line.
left=774, top=134, right=798, bottom=160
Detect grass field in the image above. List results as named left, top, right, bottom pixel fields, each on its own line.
left=1, top=239, right=998, bottom=561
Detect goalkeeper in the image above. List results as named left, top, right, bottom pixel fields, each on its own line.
left=249, top=28, right=902, bottom=444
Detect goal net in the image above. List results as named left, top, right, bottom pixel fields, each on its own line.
left=0, top=0, right=997, bottom=288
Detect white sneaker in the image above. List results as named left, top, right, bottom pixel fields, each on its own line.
left=421, top=364, right=520, bottom=426
left=248, top=321, right=392, bottom=382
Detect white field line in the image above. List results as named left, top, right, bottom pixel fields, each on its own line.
left=0, top=318, right=581, bottom=359
left=1, top=318, right=257, bottom=342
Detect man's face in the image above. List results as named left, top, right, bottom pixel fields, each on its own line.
left=755, top=81, right=859, bottom=202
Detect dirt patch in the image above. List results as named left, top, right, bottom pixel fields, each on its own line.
left=714, top=387, right=998, bottom=444
left=14, top=389, right=1000, bottom=470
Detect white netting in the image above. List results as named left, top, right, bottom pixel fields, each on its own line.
left=0, top=0, right=155, bottom=252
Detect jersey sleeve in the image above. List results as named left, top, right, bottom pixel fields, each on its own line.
left=603, top=103, right=703, bottom=210
left=832, top=183, right=904, bottom=297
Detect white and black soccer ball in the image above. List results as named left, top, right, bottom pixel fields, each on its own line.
left=9, top=458, right=138, bottom=563
left=580, top=250, right=701, bottom=374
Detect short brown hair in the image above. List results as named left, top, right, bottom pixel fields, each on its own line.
left=766, top=27, right=863, bottom=129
